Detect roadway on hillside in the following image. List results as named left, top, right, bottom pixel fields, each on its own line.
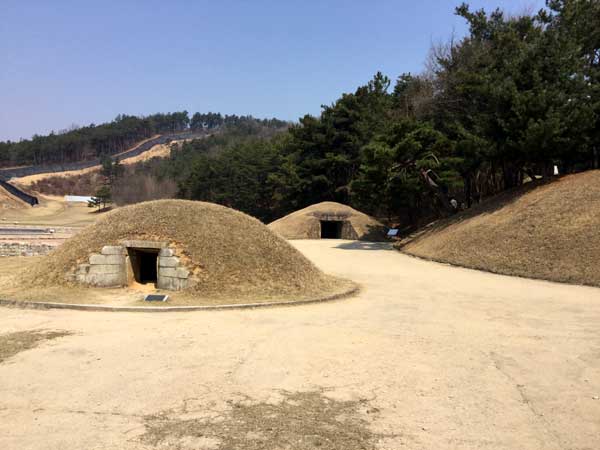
left=1, top=240, right=599, bottom=449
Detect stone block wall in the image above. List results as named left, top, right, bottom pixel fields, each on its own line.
left=0, top=242, right=55, bottom=257
left=156, top=248, right=190, bottom=290
left=74, top=245, right=127, bottom=287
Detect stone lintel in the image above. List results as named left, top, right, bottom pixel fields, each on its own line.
left=101, top=246, right=125, bottom=255
left=316, top=214, right=350, bottom=221
left=122, top=240, right=167, bottom=249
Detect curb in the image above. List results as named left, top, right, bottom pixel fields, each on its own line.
left=0, top=285, right=360, bottom=313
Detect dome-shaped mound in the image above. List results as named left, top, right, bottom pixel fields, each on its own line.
left=399, top=170, right=600, bottom=287
left=24, top=200, right=342, bottom=299
left=269, top=202, right=387, bottom=241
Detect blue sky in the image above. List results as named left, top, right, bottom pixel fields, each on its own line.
left=0, top=0, right=546, bottom=141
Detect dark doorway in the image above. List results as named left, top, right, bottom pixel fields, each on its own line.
left=127, top=248, right=159, bottom=284
left=320, top=220, right=343, bottom=239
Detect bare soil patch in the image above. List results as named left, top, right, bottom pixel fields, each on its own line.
left=141, top=391, right=388, bottom=450
left=399, top=171, right=600, bottom=287
left=0, top=330, right=71, bottom=363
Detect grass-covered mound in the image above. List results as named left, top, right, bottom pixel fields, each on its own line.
left=18, top=200, right=350, bottom=302
left=399, top=170, right=600, bottom=287
left=269, top=202, right=387, bottom=241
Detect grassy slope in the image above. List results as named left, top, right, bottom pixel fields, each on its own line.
left=398, top=170, right=600, bottom=287
left=0, top=185, right=28, bottom=210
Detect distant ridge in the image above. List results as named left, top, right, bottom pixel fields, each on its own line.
left=0, top=131, right=204, bottom=180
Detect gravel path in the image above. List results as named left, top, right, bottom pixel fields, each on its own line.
left=1, top=240, right=599, bottom=449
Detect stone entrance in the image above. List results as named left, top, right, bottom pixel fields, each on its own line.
left=127, top=247, right=159, bottom=284
left=320, top=220, right=343, bottom=239
left=314, top=214, right=358, bottom=240
left=70, top=240, right=193, bottom=291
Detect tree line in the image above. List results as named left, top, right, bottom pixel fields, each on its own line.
left=0, top=111, right=288, bottom=168
left=168, top=1, right=599, bottom=226
left=89, top=119, right=290, bottom=210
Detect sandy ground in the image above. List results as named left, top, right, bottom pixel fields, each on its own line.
left=1, top=240, right=599, bottom=449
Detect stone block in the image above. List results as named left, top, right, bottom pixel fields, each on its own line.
left=89, top=254, right=125, bottom=265
left=121, top=240, right=166, bottom=249
left=88, top=264, right=124, bottom=275
left=159, top=267, right=189, bottom=279
left=101, top=246, right=125, bottom=255
left=157, top=275, right=188, bottom=291
left=158, top=256, right=179, bottom=267
left=85, top=271, right=127, bottom=287
left=159, top=267, right=178, bottom=278
left=159, top=248, right=174, bottom=257
left=175, top=267, right=189, bottom=278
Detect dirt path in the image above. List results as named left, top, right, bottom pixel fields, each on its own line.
left=1, top=240, right=599, bottom=449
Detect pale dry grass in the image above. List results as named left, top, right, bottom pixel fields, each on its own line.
left=0, top=330, right=71, bottom=363
left=269, top=201, right=386, bottom=241
left=141, top=391, right=387, bottom=450
left=10, top=200, right=352, bottom=303
left=15, top=166, right=99, bottom=187
left=0, top=185, right=27, bottom=209
left=399, top=171, right=600, bottom=287
left=119, top=143, right=171, bottom=163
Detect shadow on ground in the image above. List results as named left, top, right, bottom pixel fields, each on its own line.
left=335, top=241, right=393, bottom=251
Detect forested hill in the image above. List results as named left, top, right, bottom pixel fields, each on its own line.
left=161, top=1, right=599, bottom=227
left=0, top=112, right=288, bottom=168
